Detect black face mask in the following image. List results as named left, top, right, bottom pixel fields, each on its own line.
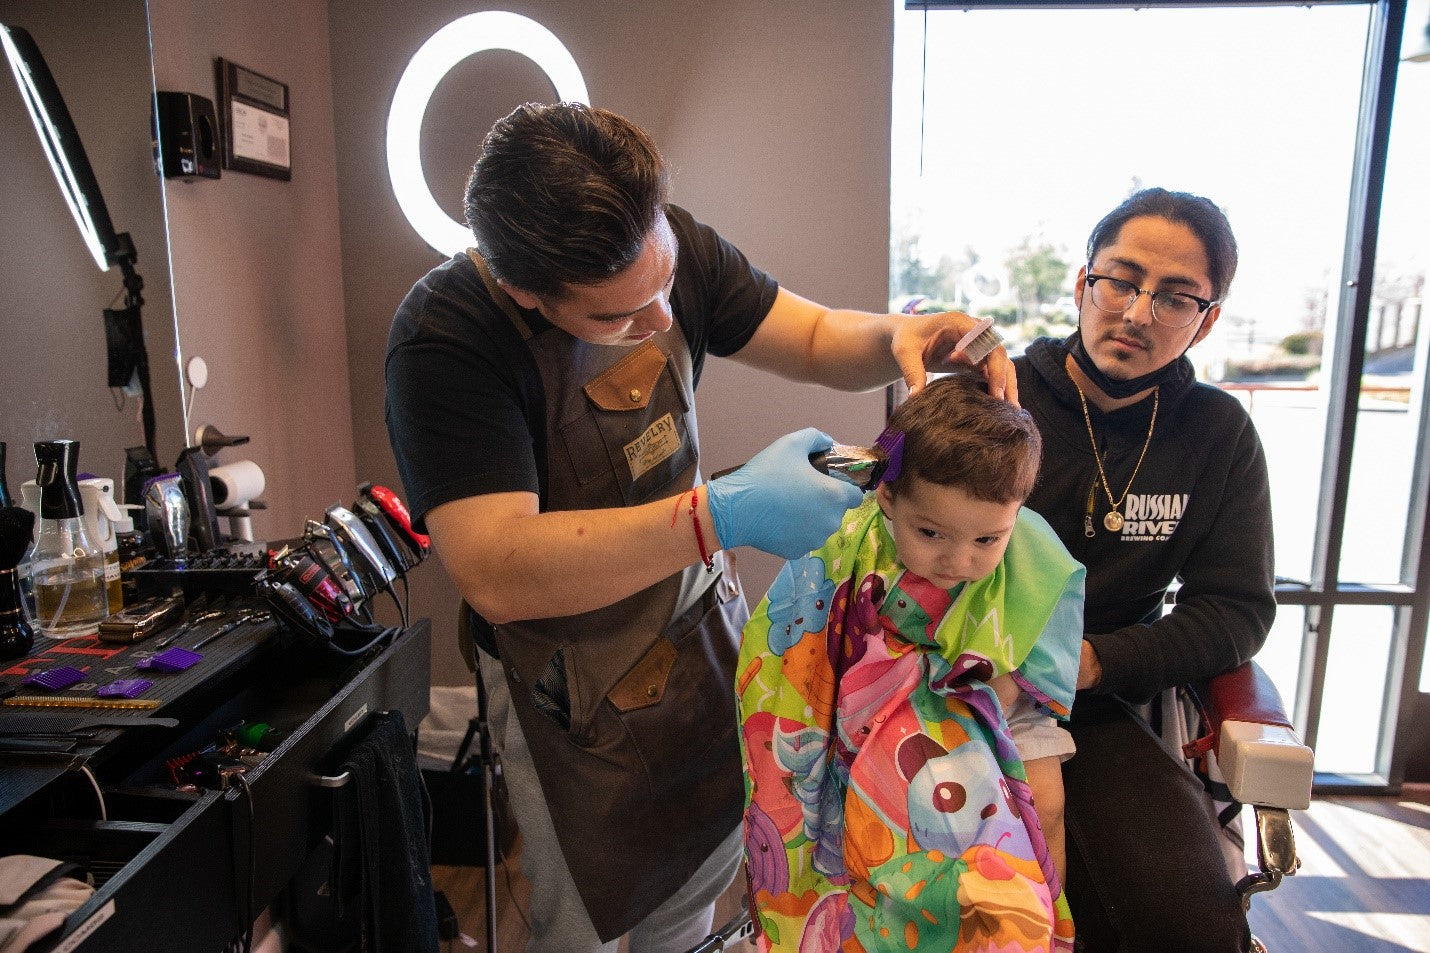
left=1065, top=328, right=1194, bottom=400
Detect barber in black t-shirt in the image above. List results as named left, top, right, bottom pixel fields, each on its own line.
left=385, top=102, right=1013, bottom=952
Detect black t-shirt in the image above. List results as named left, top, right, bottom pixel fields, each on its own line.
left=385, top=204, right=780, bottom=531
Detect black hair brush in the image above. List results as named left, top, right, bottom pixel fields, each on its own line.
left=0, top=505, right=37, bottom=659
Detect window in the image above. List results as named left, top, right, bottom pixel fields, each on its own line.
left=895, top=0, right=1430, bottom=787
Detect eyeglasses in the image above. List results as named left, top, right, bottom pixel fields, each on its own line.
left=1084, top=272, right=1217, bottom=329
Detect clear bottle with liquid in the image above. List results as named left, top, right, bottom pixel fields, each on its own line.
left=79, top=478, right=125, bottom=614
left=22, top=440, right=109, bottom=638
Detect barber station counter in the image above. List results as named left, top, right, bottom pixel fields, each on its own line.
left=0, top=614, right=431, bottom=951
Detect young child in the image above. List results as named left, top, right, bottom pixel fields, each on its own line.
left=737, top=373, right=1084, bottom=952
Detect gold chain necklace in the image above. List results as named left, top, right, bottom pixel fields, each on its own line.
left=1072, top=380, right=1158, bottom=536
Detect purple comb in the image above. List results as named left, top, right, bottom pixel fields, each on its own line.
left=97, top=678, right=154, bottom=699
left=22, top=666, right=86, bottom=692
left=136, top=647, right=203, bottom=673
left=873, top=427, right=905, bottom=486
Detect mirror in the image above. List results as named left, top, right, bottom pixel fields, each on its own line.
left=0, top=0, right=182, bottom=500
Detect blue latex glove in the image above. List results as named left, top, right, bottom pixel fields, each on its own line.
left=705, top=428, right=864, bottom=560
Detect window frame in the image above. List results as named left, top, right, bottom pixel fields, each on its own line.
left=901, top=0, right=1425, bottom=793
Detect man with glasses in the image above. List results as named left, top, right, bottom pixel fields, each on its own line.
left=1013, top=188, right=1276, bottom=952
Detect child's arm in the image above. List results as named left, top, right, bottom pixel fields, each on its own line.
left=990, top=672, right=1021, bottom=712
left=993, top=673, right=1071, bottom=887
left=1023, top=755, right=1066, bottom=886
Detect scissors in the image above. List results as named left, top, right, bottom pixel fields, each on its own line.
left=190, top=609, right=273, bottom=650
left=154, top=607, right=228, bottom=649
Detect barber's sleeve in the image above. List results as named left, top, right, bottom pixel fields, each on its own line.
left=1088, top=421, right=1275, bottom=703
left=385, top=337, right=539, bottom=533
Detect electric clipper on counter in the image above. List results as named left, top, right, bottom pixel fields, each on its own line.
left=357, top=483, right=429, bottom=565
left=176, top=447, right=222, bottom=552
left=326, top=504, right=397, bottom=594
left=143, top=473, right=190, bottom=565
left=98, top=591, right=185, bottom=643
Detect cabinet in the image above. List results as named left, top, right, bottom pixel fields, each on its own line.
left=0, top=617, right=431, bottom=951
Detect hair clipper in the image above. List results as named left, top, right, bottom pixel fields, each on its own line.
left=270, top=545, right=352, bottom=623
left=303, top=520, right=368, bottom=608
left=258, top=574, right=334, bottom=648
left=358, top=483, right=428, bottom=563
left=176, top=447, right=222, bottom=551
left=326, top=504, right=397, bottom=593
left=352, top=496, right=414, bottom=574
left=710, top=444, right=885, bottom=490
left=811, top=445, right=884, bottom=489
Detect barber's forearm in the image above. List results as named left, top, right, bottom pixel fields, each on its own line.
left=803, top=308, right=902, bottom=390
left=429, top=490, right=717, bottom=625
left=760, top=306, right=901, bottom=391
left=735, top=290, right=900, bottom=391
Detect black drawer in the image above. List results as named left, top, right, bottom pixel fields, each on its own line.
left=8, top=620, right=431, bottom=951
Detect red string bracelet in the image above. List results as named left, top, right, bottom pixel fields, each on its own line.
left=690, top=486, right=715, bottom=573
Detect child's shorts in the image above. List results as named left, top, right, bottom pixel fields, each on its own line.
left=1007, top=690, right=1077, bottom=762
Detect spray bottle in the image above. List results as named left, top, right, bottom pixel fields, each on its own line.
left=22, top=441, right=109, bottom=638
left=79, top=477, right=125, bottom=614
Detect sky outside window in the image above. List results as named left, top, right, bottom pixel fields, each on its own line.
left=891, top=3, right=1370, bottom=370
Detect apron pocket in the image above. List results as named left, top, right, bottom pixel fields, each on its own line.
left=602, top=574, right=748, bottom=797
left=558, top=352, right=695, bottom=506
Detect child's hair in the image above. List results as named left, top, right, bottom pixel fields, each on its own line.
left=877, top=372, right=1041, bottom=504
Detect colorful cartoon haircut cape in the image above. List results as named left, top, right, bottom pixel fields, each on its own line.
left=738, top=496, right=1085, bottom=952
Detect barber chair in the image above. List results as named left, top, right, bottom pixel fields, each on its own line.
left=1190, top=660, right=1313, bottom=953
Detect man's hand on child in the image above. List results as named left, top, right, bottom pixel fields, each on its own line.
left=1076, top=640, right=1103, bottom=691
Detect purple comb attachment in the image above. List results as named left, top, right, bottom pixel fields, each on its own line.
left=136, top=647, right=203, bottom=673
left=873, top=427, right=905, bottom=486
left=22, top=666, right=86, bottom=692
left=97, top=678, right=154, bottom=699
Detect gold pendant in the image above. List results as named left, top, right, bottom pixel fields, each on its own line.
left=1104, top=510, right=1124, bottom=532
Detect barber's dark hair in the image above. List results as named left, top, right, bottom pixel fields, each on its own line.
left=878, top=372, right=1041, bottom=505
left=464, top=102, right=670, bottom=297
left=1087, top=187, right=1239, bottom=301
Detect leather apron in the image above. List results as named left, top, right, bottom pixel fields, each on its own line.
left=467, top=251, right=747, bottom=941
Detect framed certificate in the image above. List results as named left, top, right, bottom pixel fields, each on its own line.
left=215, top=58, right=291, bottom=180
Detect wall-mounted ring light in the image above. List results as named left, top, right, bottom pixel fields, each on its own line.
left=386, top=11, right=589, bottom=257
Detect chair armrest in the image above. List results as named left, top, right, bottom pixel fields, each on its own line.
left=1204, top=662, right=1314, bottom=810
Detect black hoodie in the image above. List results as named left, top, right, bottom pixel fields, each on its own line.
left=1015, top=336, right=1276, bottom=704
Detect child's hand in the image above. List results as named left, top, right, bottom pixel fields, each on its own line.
left=989, top=672, right=1020, bottom=711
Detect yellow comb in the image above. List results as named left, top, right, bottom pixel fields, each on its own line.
left=3, top=696, right=162, bottom=710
